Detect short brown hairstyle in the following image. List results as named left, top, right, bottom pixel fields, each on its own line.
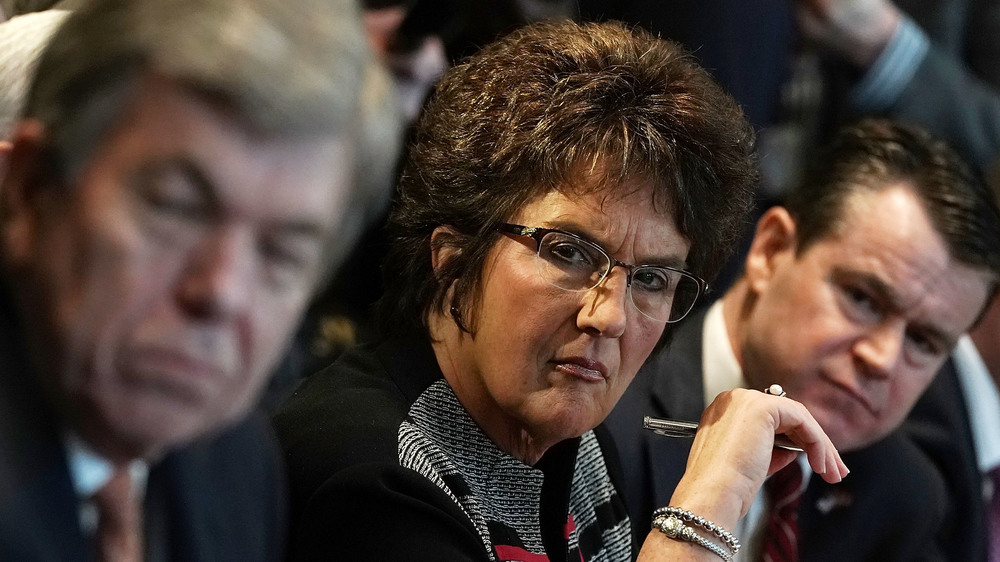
left=785, top=118, right=1000, bottom=297
left=376, top=19, right=758, bottom=337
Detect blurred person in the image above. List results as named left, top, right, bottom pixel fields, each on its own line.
left=608, top=118, right=1000, bottom=561
left=0, top=0, right=391, bottom=559
left=274, top=19, right=849, bottom=562
left=793, top=0, right=1000, bottom=173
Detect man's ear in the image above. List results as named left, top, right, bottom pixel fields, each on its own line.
left=743, top=206, right=797, bottom=294
left=1, top=119, right=50, bottom=267
left=0, top=140, right=10, bottom=176
left=430, top=225, right=462, bottom=277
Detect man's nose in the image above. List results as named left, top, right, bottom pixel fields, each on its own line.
left=853, top=320, right=905, bottom=378
left=177, top=226, right=254, bottom=319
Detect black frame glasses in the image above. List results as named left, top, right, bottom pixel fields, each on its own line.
left=498, top=223, right=707, bottom=323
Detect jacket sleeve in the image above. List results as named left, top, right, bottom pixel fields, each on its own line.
left=287, top=462, right=491, bottom=561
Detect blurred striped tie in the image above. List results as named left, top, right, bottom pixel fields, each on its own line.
left=761, top=463, right=803, bottom=562
left=94, top=467, right=143, bottom=562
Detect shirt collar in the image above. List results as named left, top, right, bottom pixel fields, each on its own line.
left=702, top=300, right=746, bottom=407
left=63, top=433, right=149, bottom=498
left=952, top=336, right=1000, bottom=473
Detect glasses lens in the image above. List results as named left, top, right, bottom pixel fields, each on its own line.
left=535, top=231, right=609, bottom=291
left=629, top=267, right=703, bottom=323
left=667, top=272, right=703, bottom=322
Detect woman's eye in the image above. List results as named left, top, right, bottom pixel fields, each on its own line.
left=632, top=268, right=670, bottom=293
left=548, top=241, right=595, bottom=266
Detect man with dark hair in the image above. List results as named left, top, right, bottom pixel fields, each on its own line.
left=608, top=118, right=1000, bottom=561
left=0, top=0, right=396, bottom=559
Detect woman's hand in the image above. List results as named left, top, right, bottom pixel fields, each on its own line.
left=637, top=388, right=848, bottom=561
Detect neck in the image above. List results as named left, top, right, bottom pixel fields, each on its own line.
left=427, top=309, right=553, bottom=466
left=720, top=278, right=764, bottom=388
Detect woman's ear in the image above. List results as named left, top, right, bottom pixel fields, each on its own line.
left=743, top=206, right=797, bottom=294
left=430, top=225, right=462, bottom=277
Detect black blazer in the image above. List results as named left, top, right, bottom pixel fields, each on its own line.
left=0, top=294, right=287, bottom=561
left=606, top=307, right=955, bottom=561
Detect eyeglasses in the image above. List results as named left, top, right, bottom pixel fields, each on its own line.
left=498, top=223, right=707, bottom=323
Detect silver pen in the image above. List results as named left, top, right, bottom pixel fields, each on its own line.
left=642, top=416, right=804, bottom=452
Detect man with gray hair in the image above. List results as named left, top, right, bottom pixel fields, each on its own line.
left=0, top=0, right=394, bottom=559
left=0, top=9, right=67, bottom=167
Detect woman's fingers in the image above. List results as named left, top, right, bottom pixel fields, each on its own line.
left=675, top=388, right=850, bottom=520
left=768, top=394, right=850, bottom=483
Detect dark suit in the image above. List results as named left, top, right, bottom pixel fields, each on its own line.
left=903, top=359, right=988, bottom=562
left=0, top=292, right=287, bottom=561
left=607, top=307, right=954, bottom=561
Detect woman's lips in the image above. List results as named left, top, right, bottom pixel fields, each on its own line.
left=553, top=356, right=607, bottom=383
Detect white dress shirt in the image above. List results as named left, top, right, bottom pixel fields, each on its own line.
left=952, top=335, right=1000, bottom=499
left=700, top=301, right=810, bottom=557
left=64, top=433, right=148, bottom=535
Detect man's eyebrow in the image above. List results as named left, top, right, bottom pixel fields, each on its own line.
left=839, top=268, right=957, bottom=347
left=835, top=267, right=904, bottom=310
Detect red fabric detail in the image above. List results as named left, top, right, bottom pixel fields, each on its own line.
left=564, top=514, right=577, bottom=539
left=761, top=463, right=804, bottom=562
left=494, top=544, right=551, bottom=562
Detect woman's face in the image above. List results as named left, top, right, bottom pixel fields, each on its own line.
left=439, top=182, right=691, bottom=455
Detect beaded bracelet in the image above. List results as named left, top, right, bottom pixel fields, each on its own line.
left=651, top=506, right=741, bottom=554
left=651, top=515, right=732, bottom=562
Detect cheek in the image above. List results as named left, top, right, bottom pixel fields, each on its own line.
left=621, top=322, right=664, bottom=375
left=247, top=302, right=304, bottom=368
left=888, top=367, right=937, bottom=412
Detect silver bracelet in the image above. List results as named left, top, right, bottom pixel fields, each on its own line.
left=651, top=506, right=741, bottom=554
left=652, top=514, right=733, bottom=562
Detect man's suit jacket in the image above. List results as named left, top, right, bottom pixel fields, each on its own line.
left=606, top=307, right=956, bottom=561
left=0, top=293, right=287, bottom=561
left=903, top=359, right=987, bottom=562
left=812, top=0, right=1000, bottom=172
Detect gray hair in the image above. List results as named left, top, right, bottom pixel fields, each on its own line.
left=20, top=0, right=401, bottom=267
left=0, top=10, right=68, bottom=139
left=25, top=0, right=383, bottom=179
